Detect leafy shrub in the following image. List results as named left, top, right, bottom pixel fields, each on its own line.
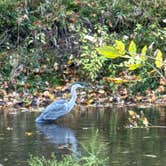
left=97, top=40, right=166, bottom=93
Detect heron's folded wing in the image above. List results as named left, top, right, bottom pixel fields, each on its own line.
left=42, top=101, right=68, bottom=120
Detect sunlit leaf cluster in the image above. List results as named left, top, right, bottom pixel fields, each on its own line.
left=97, top=40, right=165, bottom=89
left=97, top=40, right=165, bottom=71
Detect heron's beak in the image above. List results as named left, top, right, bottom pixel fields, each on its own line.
left=75, top=82, right=87, bottom=88
left=81, top=82, right=88, bottom=88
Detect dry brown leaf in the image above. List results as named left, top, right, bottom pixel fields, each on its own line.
left=86, top=99, right=94, bottom=105
left=159, top=78, right=166, bottom=85
left=98, top=89, right=105, bottom=94
left=49, top=94, right=55, bottom=101
left=43, top=91, right=50, bottom=96
left=157, top=85, right=165, bottom=93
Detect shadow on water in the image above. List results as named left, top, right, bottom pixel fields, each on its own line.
left=0, top=106, right=166, bottom=166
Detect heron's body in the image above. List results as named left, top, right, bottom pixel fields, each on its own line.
left=35, top=83, right=85, bottom=123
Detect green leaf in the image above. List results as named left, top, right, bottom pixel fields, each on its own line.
left=115, top=40, right=125, bottom=55
left=125, top=56, right=143, bottom=71
left=97, top=46, right=121, bottom=59
left=155, top=49, right=163, bottom=69
left=128, top=40, right=137, bottom=56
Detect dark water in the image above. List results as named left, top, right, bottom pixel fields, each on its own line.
left=0, top=106, right=166, bottom=166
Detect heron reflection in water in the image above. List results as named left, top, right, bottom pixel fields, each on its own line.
left=36, top=123, right=78, bottom=155
left=35, top=82, right=86, bottom=123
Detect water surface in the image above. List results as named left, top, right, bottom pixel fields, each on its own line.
left=0, top=106, right=165, bottom=166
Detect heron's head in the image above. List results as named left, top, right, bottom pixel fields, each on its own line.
left=72, top=82, right=86, bottom=90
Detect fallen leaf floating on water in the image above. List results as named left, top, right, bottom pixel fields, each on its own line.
left=143, top=154, right=157, bottom=158
left=6, top=127, right=13, bottom=131
left=25, top=132, right=33, bottom=136
left=82, top=127, right=89, bottom=130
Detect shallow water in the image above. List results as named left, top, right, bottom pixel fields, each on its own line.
left=0, top=106, right=166, bottom=166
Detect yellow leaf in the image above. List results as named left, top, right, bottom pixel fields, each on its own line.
left=67, top=60, right=73, bottom=65
left=56, top=86, right=63, bottom=90
left=97, top=46, right=121, bottom=59
left=141, top=45, right=147, bottom=60
left=128, top=63, right=142, bottom=70
left=155, top=49, right=163, bottom=69
left=128, top=40, right=137, bottom=56
left=106, top=77, right=129, bottom=84
left=86, top=99, right=94, bottom=105
left=141, top=45, right=147, bottom=56
left=115, top=40, right=125, bottom=55
left=128, top=110, right=136, bottom=116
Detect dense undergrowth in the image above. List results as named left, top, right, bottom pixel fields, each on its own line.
left=0, top=0, right=166, bottom=101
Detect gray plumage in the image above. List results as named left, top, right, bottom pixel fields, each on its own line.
left=35, top=83, right=85, bottom=123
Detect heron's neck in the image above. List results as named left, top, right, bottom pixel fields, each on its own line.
left=68, top=88, right=77, bottom=107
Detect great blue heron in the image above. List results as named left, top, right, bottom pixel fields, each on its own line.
left=35, top=82, right=85, bottom=123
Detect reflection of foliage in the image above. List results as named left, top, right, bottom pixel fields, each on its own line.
left=128, top=110, right=149, bottom=128
left=28, top=154, right=76, bottom=166
left=80, top=130, right=108, bottom=165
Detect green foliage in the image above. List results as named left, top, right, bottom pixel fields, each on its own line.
left=80, top=49, right=106, bottom=80
left=0, top=0, right=166, bottom=94
left=28, top=154, right=78, bottom=166
left=97, top=46, right=121, bottom=59
left=97, top=40, right=165, bottom=72
left=77, top=25, right=109, bottom=80
left=97, top=39, right=165, bottom=93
